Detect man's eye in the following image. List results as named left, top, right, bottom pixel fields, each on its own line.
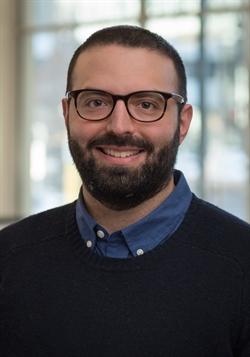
left=137, top=101, right=157, bottom=110
left=88, top=99, right=106, bottom=107
left=140, top=102, right=153, bottom=109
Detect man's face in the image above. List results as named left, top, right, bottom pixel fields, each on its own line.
left=62, top=45, right=192, bottom=210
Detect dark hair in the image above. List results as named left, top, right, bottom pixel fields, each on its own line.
left=66, top=25, right=187, bottom=107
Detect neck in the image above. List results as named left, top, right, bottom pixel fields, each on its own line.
left=81, top=177, right=175, bottom=233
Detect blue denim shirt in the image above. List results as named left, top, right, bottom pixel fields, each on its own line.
left=76, top=170, right=192, bottom=258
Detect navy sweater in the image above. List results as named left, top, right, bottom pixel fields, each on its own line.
left=1, top=195, right=250, bottom=356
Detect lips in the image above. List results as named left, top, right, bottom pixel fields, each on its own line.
left=102, top=148, right=141, bottom=158
left=88, top=134, right=154, bottom=157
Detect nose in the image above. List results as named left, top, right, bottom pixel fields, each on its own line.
left=106, top=99, right=135, bottom=135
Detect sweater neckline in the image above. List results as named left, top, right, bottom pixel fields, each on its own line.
left=64, top=195, right=197, bottom=272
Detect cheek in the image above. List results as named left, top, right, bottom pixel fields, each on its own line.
left=67, top=117, right=87, bottom=142
left=142, top=123, right=177, bottom=149
left=68, top=117, right=106, bottom=146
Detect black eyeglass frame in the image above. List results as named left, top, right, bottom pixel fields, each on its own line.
left=66, top=89, right=185, bottom=123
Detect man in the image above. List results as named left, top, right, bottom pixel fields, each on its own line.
left=1, top=25, right=250, bottom=356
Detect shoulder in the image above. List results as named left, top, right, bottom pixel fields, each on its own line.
left=179, top=194, right=250, bottom=261
left=191, top=194, right=250, bottom=233
left=0, top=202, right=77, bottom=258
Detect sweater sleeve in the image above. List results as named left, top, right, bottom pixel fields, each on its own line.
left=239, top=343, right=250, bottom=357
left=236, top=261, right=250, bottom=356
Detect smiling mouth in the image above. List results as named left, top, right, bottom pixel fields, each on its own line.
left=101, top=148, right=141, bottom=158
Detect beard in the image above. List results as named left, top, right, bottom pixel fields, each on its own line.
left=67, top=128, right=180, bottom=211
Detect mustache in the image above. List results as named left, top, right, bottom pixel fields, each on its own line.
left=86, top=133, right=154, bottom=153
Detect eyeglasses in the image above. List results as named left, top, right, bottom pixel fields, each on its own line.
left=66, top=89, right=184, bottom=123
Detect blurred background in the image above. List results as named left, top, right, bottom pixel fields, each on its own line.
left=0, top=0, right=250, bottom=226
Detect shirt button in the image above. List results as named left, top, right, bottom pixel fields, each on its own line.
left=86, top=240, right=92, bottom=248
left=137, top=249, right=144, bottom=256
left=97, top=230, right=105, bottom=238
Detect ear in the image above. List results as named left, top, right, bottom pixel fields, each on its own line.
left=179, top=104, right=193, bottom=145
left=62, top=98, right=69, bottom=128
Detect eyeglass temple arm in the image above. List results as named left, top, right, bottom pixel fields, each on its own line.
left=171, top=93, right=184, bottom=104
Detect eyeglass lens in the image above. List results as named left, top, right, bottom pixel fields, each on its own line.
left=76, top=91, right=166, bottom=121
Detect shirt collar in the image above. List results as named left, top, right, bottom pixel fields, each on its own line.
left=76, top=170, right=192, bottom=257
left=121, top=170, right=192, bottom=254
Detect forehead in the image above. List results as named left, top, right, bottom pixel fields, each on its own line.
left=72, top=45, right=178, bottom=93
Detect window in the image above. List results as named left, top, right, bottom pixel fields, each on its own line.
left=14, top=0, right=250, bottom=221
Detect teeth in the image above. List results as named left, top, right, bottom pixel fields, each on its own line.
left=102, top=148, right=140, bottom=158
